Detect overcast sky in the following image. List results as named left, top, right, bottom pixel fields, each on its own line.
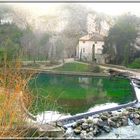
left=85, top=3, right=140, bottom=16
left=9, top=3, right=140, bottom=17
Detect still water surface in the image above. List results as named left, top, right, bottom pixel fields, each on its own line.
left=29, top=74, right=135, bottom=115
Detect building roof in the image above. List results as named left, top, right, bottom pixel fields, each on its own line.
left=79, top=33, right=104, bottom=42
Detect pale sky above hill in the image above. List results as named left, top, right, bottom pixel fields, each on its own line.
left=8, top=3, right=140, bottom=17
left=85, top=3, right=140, bottom=16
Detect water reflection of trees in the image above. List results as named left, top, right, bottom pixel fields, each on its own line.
left=78, top=77, right=107, bottom=104
left=78, top=77, right=91, bottom=89
left=86, top=78, right=107, bottom=103
left=31, top=75, right=133, bottom=115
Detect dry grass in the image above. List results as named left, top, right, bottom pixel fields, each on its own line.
left=0, top=60, right=38, bottom=137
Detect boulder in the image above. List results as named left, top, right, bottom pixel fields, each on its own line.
left=100, top=115, right=108, bottom=121
left=89, top=127, right=93, bottom=131
left=88, top=123, right=93, bottom=128
left=92, top=118, right=100, bottom=125
left=122, top=111, right=130, bottom=116
left=97, top=121, right=108, bottom=129
left=82, top=122, right=89, bottom=130
left=133, top=113, right=140, bottom=119
left=87, top=131, right=94, bottom=138
left=110, top=116, right=119, bottom=122
left=121, top=115, right=128, bottom=120
left=126, top=107, right=134, bottom=112
left=102, top=112, right=110, bottom=117
left=116, top=121, right=122, bottom=128
left=93, top=126, right=101, bottom=137
left=107, top=111, right=112, bottom=115
left=117, top=109, right=122, bottom=112
left=135, top=110, right=140, bottom=115
left=80, top=130, right=87, bottom=139
left=129, top=113, right=135, bottom=120
left=108, top=119, right=116, bottom=128
left=74, top=127, right=81, bottom=135
left=122, top=118, right=128, bottom=126
left=71, top=123, right=77, bottom=129
left=86, top=128, right=90, bottom=133
left=129, top=113, right=140, bottom=120
left=93, top=114, right=100, bottom=118
left=76, top=119, right=85, bottom=126
left=86, top=118, right=94, bottom=124
left=132, top=118, right=140, bottom=125
left=102, top=126, right=111, bottom=133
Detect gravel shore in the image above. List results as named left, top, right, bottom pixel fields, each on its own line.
left=63, top=106, right=140, bottom=139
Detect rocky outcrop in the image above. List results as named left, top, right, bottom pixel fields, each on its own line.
left=62, top=106, right=140, bottom=139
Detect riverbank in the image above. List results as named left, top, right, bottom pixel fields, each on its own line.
left=21, top=61, right=140, bottom=139
left=62, top=105, right=140, bottom=139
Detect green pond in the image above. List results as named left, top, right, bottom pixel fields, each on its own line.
left=29, top=73, right=135, bottom=115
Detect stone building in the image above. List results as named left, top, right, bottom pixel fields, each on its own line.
left=76, top=32, right=105, bottom=64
